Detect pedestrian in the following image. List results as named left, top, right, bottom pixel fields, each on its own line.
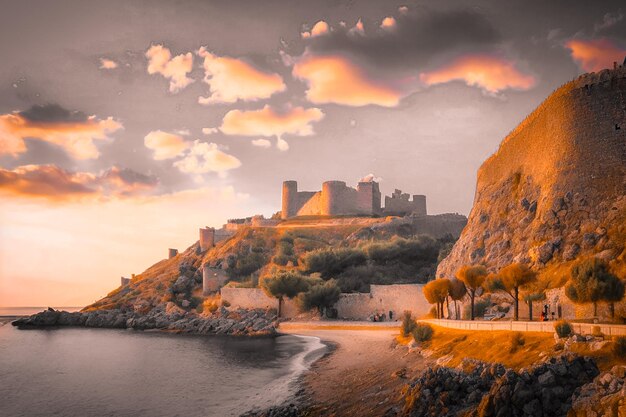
left=389, top=310, right=393, bottom=321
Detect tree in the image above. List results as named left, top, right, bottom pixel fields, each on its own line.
left=522, top=285, right=546, bottom=321
left=423, top=279, right=451, bottom=319
left=485, top=263, right=538, bottom=321
left=298, top=280, right=341, bottom=317
left=449, top=278, right=467, bottom=320
left=456, top=265, right=488, bottom=321
left=261, top=271, right=311, bottom=317
left=603, top=274, right=625, bottom=319
left=566, top=258, right=625, bottom=318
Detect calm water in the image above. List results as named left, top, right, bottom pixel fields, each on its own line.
left=0, top=316, right=325, bottom=417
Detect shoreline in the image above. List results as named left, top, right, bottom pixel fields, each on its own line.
left=269, top=323, right=427, bottom=417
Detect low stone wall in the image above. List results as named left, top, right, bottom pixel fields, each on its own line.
left=336, top=284, right=429, bottom=320
left=421, top=318, right=626, bottom=336
left=220, top=283, right=430, bottom=320
left=219, top=287, right=298, bottom=317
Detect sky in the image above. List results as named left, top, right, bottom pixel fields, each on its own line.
left=1, top=0, right=626, bottom=307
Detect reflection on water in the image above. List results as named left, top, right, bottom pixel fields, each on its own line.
left=0, top=325, right=316, bottom=417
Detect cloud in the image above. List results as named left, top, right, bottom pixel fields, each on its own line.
left=220, top=105, right=324, bottom=138
left=349, top=19, right=365, bottom=36
left=380, top=17, right=396, bottom=30
left=99, top=58, right=118, bottom=69
left=594, top=12, right=624, bottom=32
left=564, top=38, right=626, bottom=72
left=202, top=127, right=218, bottom=135
left=197, top=47, right=285, bottom=104
left=251, top=138, right=272, bottom=148
left=143, top=130, right=190, bottom=160
left=173, top=140, right=241, bottom=176
left=276, top=137, right=289, bottom=151
left=145, top=44, right=194, bottom=93
left=0, top=165, right=157, bottom=202
left=302, top=20, right=330, bottom=38
left=0, top=104, right=123, bottom=159
left=292, top=54, right=404, bottom=107
left=299, top=9, right=499, bottom=70
left=419, top=55, right=536, bottom=94
left=359, top=173, right=382, bottom=183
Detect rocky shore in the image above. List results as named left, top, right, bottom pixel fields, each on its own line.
left=11, top=304, right=278, bottom=336
left=402, top=353, right=625, bottom=417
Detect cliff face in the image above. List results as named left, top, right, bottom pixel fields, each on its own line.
left=437, top=66, right=626, bottom=282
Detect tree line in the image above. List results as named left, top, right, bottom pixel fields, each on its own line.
left=423, top=258, right=625, bottom=322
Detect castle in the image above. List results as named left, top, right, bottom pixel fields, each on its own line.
left=281, top=180, right=427, bottom=219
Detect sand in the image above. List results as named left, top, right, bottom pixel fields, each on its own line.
left=279, top=322, right=428, bottom=416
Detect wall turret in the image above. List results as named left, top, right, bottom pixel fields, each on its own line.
left=281, top=180, right=298, bottom=219
left=199, top=227, right=215, bottom=252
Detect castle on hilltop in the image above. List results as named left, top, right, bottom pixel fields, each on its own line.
left=281, top=180, right=427, bottom=219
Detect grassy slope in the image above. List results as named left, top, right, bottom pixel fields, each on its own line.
left=398, top=325, right=625, bottom=371
left=84, top=217, right=445, bottom=312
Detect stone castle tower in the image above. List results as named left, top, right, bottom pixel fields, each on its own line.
left=282, top=180, right=382, bottom=219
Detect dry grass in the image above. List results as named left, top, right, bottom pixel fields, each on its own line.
left=415, top=325, right=556, bottom=370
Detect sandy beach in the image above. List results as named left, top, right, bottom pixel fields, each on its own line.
left=280, top=322, right=428, bottom=416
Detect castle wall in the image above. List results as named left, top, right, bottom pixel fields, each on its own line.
left=383, top=190, right=427, bottom=216
left=411, top=214, right=467, bottom=238
left=220, top=284, right=429, bottom=320
left=120, top=277, right=131, bottom=287
left=296, top=191, right=323, bottom=216
left=168, top=248, right=178, bottom=259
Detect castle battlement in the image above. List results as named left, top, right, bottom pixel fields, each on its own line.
left=281, top=180, right=427, bottom=219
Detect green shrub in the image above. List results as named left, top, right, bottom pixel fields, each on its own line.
left=303, top=247, right=367, bottom=278
left=554, top=320, right=573, bottom=338
left=412, top=323, right=434, bottom=342
left=462, top=296, right=491, bottom=319
left=298, top=280, right=341, bottom=316
left=613, top=336, right=626, bottom=358
left=508, top=332, right=525, bottom=353
left=401, top=311, right=416, bottom=337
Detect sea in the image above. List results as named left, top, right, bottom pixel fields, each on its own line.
left=0, top=307, right=326, bottom=417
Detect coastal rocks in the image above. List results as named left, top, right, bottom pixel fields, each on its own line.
left=240, top=403, right=305, bottom=417
left=12, top=307, right=278, bottom=337
left=402, top=360, right=506, bottom=416
left=569, top=365, right=626, bottom=416
left=401, top=355, right=599, bottom=417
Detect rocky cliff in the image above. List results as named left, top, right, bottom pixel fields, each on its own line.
left=437, top=65, right=626, bottom=285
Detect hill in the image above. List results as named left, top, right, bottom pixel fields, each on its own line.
left=437, top=65, right=626, bottom=289
left=86, top=215, right=463, bottom=313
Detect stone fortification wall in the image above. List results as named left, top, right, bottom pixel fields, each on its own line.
left=384, top=189, right=427, bottom=216
left=199, top=227, right=215, bottom=252
left=220, top=284, right=430, bottom=320
left=336, top=284, right=430, bottom=320
left=202, top=266, right=229, bottom=295
left=411, top=213, right=467, bottom=238
left=281, top=180, right=383, bottom=218
left=219, top=287, right=298, bottom=316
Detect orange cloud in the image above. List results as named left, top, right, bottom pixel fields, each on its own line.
left=419, top=55, right=535, bottom=93
left=565, top=38, right=626, bottom=72
left=380, top=17, right=397, bottom=30
left=144, top=130, right=190, bottom=160
left=145, top=44, right=194, bottom=93
left=220, top=105, right=324, bottom=138
left=302, top=20, right=330, bottom=38
left=292, top=55, right=403, bottom=107
left=99, top=58, right=118, bottom=69
left=197, top=47, right=285, bottom=104
left=173, top=140, right=241, bottom=177
left=0, top=165, right=157, bottom=202
left=0, top=112, right=123, bottom=159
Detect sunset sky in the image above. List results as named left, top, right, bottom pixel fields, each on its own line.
left=1, top=0, right=625, bottom=307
